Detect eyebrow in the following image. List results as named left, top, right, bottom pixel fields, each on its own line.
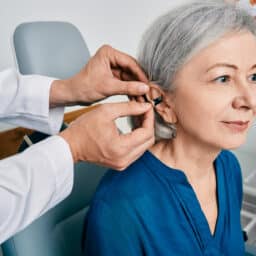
left=206, top=63, right=256, bottom=72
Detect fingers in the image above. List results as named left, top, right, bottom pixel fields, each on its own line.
left=112, top=68, right=137, bottom=81
left=115, top=136, right=155, bottom=171
left=125, top=135, right=155, bottom=166
left=121, top=107, right=154, bottom=147
left=141, top=105, right=154, bottom=129
left=102, top=101, right=152, bottom=121
left=99, top=45, right=148, bottom=83
left=104, top=77, right=150, bottom=97
left=112, top=52, right=148, bottom=82
left=113, top=109, right=155, bottom=170
left=108, top=107, right=154, bottom=170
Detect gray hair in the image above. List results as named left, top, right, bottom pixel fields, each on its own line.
left=137, top=0, right=256, bottom=140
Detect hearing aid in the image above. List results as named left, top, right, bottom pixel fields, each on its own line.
left=143, top=95, right=163, bottom=106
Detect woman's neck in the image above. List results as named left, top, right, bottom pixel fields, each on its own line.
left=150, top=131, right=221, bottom=183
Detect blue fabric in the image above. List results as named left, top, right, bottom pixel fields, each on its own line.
left=83, top=150, right=245, bottom=256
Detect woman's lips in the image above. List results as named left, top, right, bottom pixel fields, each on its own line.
left=222, top=121, right=249, bottom=132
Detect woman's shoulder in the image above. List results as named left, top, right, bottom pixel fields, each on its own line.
left=91, top=152, right=154, bottom=204
left=217, top=150, right=241, bottom=170
left=217, top=150, right=243, bottom=207
left=217, top=150, right=242, bottom=181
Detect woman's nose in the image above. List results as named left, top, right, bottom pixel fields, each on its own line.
left=232, top=85, right=256, bottom=113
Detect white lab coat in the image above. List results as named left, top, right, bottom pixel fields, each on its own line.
left=0, top=69, right=74, bottom=244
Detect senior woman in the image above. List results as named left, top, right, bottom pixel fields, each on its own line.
left=83, top=0, right=256, bottom=255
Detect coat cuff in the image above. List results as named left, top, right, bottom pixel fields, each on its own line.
left=17, top=74, right=64, bottom=134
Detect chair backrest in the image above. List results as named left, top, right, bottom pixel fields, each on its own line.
left=13, top=21, right=90, bottom=78
left=1, top=21, right=108, bottom=256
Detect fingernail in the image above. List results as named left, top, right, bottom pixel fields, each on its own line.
left=139, top=84, right=149, bottom=93
left=141, top=103, right=152, bottom=109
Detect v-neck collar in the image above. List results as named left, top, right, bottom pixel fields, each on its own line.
left=179, top=155, right=226, bottom=250
left=141, top=150, right=226, bottom=253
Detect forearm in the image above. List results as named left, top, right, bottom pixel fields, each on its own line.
left=50, top=79, right=76, bottom=108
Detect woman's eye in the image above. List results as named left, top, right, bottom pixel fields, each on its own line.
left=214, top=75, right=230, bottom=84
left=248, top=73, right=256, bottom=82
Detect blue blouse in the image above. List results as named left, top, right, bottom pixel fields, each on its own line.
left=83, top=150, right=245, bottom=255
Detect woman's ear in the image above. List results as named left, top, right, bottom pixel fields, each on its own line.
left=146, top=83, right=177, bottom=124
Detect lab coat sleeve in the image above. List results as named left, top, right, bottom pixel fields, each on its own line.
left=0, top=135, right=74, bottom=244
left=0, top=68, right=64, bottom=134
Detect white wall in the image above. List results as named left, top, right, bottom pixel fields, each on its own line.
left=0, top=0, right=188, bottom=70
left=0, top=0, right=188, bottom=132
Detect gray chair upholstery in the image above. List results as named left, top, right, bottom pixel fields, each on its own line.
left=1, top=21, right=107, bottom=256
left=13, top=21, right=90, bottom=78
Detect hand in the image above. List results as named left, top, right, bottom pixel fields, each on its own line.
left=59, top=101, right=154, bottom=170
left=50, top=45, right=149, bottom=107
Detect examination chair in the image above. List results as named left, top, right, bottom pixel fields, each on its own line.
left=1, top=21, right=108, bottom=256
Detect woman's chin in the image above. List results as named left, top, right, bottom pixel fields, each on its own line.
left=220, top=137, right=247, bottom=150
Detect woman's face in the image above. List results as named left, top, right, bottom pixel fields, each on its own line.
left=171, top=31, right=256, bottom=150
